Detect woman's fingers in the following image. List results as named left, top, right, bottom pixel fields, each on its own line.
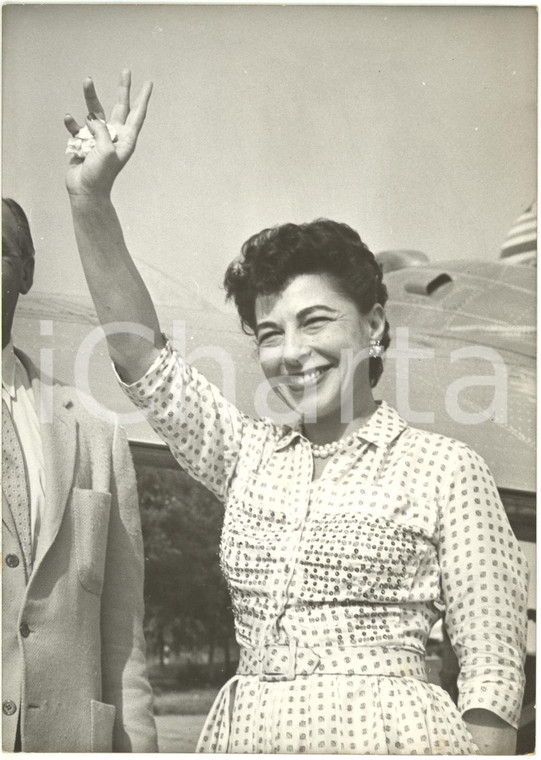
left=109, top=68, right=131, bottom=126
left=83, top=77, right=106, bottom=120
left=64, top=114, right=81, bottom=137
left=125, top=80, right=153, bottom=134
left=65, top=71, right=151, bottom=167
left=85, top=113, right=115, bottom=150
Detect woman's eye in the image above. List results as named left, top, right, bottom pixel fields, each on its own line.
left=257, top=331, right=281, bottom=346
left=304, top=317, right=329, bottom=330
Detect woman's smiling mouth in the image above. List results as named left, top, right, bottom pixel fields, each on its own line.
left=281, top=364, right=335, bottom=391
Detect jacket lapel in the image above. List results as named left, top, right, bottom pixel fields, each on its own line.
left=15, top=350, right=76, bottom=571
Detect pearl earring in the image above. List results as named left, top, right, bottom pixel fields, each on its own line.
left=369, top=339, right=384, bottom=358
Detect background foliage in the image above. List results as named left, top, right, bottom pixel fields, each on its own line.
left=136, top=465, right=236, bottom=683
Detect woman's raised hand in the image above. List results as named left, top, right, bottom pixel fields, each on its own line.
left=64, top=69, right=152, bottom=198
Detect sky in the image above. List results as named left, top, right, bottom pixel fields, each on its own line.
left=2, top=4, right=537, bottom=312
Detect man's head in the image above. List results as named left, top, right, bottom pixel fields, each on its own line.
left=2, top=198, right=35, bottom=349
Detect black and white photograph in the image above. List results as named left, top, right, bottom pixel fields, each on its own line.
left=2, top=3, right=536, bottom=754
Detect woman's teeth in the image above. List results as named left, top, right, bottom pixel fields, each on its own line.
left=288, top=367, right=327, bottom=387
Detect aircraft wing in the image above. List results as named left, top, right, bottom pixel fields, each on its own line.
left=14, top=258, right=535, bottom=495
left=377, top=260, right=535, bottom=493
left=12, top=292, right=270, bottom=447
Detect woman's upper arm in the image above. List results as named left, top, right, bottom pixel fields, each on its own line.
left=437, top=443, right=529, bottom=729
left=119, top=340, right=259, bottom=501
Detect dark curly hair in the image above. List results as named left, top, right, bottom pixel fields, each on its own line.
left=224, top=219, right=390, bottom=387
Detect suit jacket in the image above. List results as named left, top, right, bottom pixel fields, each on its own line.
left=2, top=350, right=158, bottom=752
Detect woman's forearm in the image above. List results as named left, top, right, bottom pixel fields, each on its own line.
left=65, top=73, right=158, bottom=382
left=463, top=709, right=517, bottom=755
left=70, top=193, right=164, bottom=383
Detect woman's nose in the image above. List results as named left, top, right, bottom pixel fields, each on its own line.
left=282, top=332, right=311, bottom=367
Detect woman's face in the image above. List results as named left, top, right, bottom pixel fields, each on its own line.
left=255, top=272, right=385, bottom=424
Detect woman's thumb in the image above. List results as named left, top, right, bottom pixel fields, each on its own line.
left=85, top=113, right=112, bottom=145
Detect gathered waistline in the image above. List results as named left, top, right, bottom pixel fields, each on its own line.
left=237, top=642, right=428, bottom=682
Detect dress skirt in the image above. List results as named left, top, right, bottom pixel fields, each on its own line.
left=197, top=674, right=480, bottom=754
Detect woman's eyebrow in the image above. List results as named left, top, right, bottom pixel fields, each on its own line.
left=296, top=305, right=338, bottom=320
left=256, top=305, right=338, bottom=333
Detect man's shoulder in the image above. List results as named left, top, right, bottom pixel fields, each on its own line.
left=15, top=347, right=120, bottom=437
left=56, top=383, right=121, bottom=437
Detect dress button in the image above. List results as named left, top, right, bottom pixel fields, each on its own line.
left=19, top=623, right=30, bottom=638
left=5, top=554, right=19, bottom=568
left=3, top=700, right=17, bottom=716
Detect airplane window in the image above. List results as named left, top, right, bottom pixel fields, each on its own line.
left=404, top=272, right=453, bottom=296
left=426, top=273, right=453, bottom=295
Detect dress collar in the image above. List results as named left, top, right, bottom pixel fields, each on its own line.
left=274, top=400, right=407, bottom=452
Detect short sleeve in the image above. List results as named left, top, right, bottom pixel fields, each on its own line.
left=437, top=443, right=529, bottom=728
left=118, top=340, right=264, bottom=502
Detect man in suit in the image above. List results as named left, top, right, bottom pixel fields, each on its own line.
left=2, top=197, right=158, bottom=751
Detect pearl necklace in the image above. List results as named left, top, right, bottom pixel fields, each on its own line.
left=310, top=431, right=359, bottom=459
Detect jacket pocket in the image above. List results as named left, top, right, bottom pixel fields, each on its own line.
left=90, top=699, right=116, bottom=752
left=73, top=488, right=112, bottom=595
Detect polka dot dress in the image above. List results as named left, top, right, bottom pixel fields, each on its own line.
left=121, top=342, right=529, bottom=754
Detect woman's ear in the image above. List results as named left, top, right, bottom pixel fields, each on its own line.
left=20, top=256, right=34, bottom=295
left=368, top=303, right=386, bottom=342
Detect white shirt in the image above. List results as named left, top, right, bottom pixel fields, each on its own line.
left=2, top=341, right=45, bottom=561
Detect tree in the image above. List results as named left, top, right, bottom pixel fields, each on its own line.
left=136, top=463, right=235, bottom=675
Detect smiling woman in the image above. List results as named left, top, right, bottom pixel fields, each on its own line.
left=223, top=221, right=391, bottom=476
left=225, top=219, right=390, bottom=385
left=64, top=70, right=529, bottom=755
